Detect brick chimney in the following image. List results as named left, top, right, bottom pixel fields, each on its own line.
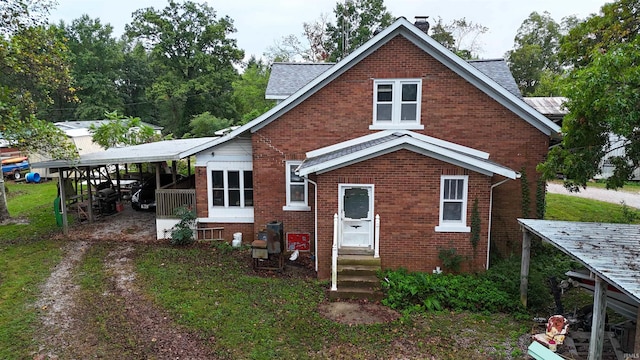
left=414, top=16, right=430, bottom=34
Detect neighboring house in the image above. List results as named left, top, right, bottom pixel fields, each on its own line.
left=30, top=127, right=105, bottom=178
left=524, top=96, right=640, bottom=180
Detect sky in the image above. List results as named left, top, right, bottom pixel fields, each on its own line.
left=49, top=0, right=610, bottom=60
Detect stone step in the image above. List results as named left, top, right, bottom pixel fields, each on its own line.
left=337, top=255, right=381, bottom=266
left=337, top=274, right=380, bottom=289
left=337, top=264, right=380, bottom=276
left=328, top=287, right=384, bottom=301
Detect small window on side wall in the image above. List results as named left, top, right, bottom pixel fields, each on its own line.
left=284, top=161, right=310, bottom=211
left=435, top=175, right=470, bottom=232
left=371, top=79, right=423, bottom=130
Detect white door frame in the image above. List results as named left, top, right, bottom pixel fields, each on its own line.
left=338, top=183, right=374, bottom=249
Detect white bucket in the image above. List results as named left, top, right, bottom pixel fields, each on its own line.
left=232, top=232, right=242, bottom=247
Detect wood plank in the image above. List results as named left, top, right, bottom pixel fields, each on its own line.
left=520, top=229, right=531, bottom=308
left=589, top=275, right=608, bottom=360
left=635, top=306, right=640, bottom=354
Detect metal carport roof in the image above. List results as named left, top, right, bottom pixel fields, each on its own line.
left=31, top=137, right=218, bottom=169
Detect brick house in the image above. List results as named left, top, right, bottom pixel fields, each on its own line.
left=189, top=17, right=560, bottom=280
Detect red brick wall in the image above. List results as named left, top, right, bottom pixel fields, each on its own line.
left=196, top=34, right=550, bottom=274
left=314, top=150, right=491, bottom=279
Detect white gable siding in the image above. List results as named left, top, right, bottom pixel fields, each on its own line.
left=195, top=137, right=252, bottom=165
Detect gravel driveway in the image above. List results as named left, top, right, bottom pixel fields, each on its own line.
left=547, top=182, right=640, bottom=209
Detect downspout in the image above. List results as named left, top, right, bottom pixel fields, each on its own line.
left=486, top=175, right=519, bottom=270
left=303, top=176, right=318, bottom=272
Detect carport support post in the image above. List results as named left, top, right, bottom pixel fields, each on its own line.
left=635, top=306, right=640, bottom=353
left=520, top=229, right=531, bottom=308
left=86, top=166, right=94, bottom=223
left=588, top=275, right=607, bottom=359
left=155, top=162, right=161, bottom=189
left=58, top=168, right=69, bottom=235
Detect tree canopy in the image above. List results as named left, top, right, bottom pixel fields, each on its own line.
left=323, top=0, right=393, bottom=61
left=539, top=0, right=640, bottom=190
left=125, top=0, right=244, bottom=137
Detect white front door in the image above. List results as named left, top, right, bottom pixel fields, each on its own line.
left=339, top=184, right=374, bottom=248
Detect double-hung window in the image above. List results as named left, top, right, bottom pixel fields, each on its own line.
left=207, top=161, right=254, bottom=223
left=371, top=79, right=423, bottom=130
left=435, top=175, right=470, bottom=232
left=283, top=161, right=310, bottom=211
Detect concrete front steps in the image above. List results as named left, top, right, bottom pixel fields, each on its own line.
left=328, top=253, right=384, bottom=301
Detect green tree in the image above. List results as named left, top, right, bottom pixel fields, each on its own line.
left=540, top=0, right=640, bottom=190
left=119, top=41, right=156, bottom=121
left=429, top=17, right=488, bottom=59
left=126, top=1, right=244, bottom=137
left=90, top=111, right=164, bottom=149
left=324, top=0, right=393, bottom=61
left=559, top=0, right=640, bottom=68
left=186, top=112, right=233, bottom=138
left=506, top=12, right=564, bottom=95
left=539, top=37, right=640, bottom=190
left=0, top=0, right=77, bottom=221
left=59, top=15, right=125, bottom=120
left=233, top=57, right=273, bottom=122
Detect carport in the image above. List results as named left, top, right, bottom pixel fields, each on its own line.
left=31, top=137, right=217, bottom=236
left=518, top=219, right=640, bottom=359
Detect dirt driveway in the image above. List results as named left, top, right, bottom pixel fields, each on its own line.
left=34, top=207, right=401, bottom=358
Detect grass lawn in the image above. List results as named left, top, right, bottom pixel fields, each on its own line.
left=546, top=193, right=640, bottom=223
left=0, top=180, right=62, bottom=359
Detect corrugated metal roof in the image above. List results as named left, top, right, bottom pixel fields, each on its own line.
left=519, top=219, right=640, bottom=304
left=31, top=137, right=217, bottom=169
left=523, top=97, right=568, bottom=116
left=55, top=120, right=163, bottom=131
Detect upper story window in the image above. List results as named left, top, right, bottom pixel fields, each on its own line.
left=283, top=161, right=310, bottom=211
left=435, top=175, right=470, bottom=233
left=371, top=79, right=423, bottom=130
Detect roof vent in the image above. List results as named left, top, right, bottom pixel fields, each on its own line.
left=414, top=16, right=430, bottom=34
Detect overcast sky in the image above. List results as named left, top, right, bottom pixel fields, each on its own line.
left=49, top=0, right=609, bottom=60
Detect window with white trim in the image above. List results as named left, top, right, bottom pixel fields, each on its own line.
left=212, top=169, right=253, bottom=207
left=284, top=161, right=310, bottom=211
left=206, top=161, right=254, bottom=223
left=435, top=175, right=470, bottom=232
left=371, top=79, right=423, bottom=130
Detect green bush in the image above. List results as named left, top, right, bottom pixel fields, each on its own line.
left=381, top=268, right=523, bottom=314
left=170, top=207, right=196, bottom=246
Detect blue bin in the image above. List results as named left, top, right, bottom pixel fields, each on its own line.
left=26, top=172, right=40, bottom=183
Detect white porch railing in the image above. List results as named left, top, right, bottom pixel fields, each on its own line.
left=331, top=213, right=338, bottom=291
left=374, top=214, right=380, bottom=258
left=331, top=213, right=380, bottom=292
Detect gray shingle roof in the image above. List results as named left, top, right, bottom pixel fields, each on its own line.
left=298, top=130, right=517, bottom=178
left=265, top=59, right=522, bottom=100
left=468, top=59, right=522, bottom=98
left=265, top=62, right=335, bottom=99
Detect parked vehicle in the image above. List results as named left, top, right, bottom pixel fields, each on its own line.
left=1, top=157, right=30, bottom=180
left=131, top=174, right=184, bottom=211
